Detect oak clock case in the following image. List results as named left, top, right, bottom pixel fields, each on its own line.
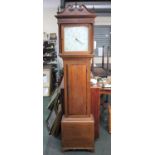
left=56, top=4, right=96, bottom=151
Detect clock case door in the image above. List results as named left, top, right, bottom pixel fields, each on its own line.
left=63, top=58, right=91, bottom=117
left=60, top=24, right=93, bottom=55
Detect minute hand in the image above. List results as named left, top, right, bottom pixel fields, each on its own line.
left=75, top=38, right=84, bottom=44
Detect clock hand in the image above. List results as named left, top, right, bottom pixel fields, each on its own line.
left=75, top=38, right=84, bottom=44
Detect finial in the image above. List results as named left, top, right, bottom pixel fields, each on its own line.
left=57, top=6, right=60, bottom=13
left=75, top=2, right=77, bottom=8
left=93, top=5, right=95, bottom=10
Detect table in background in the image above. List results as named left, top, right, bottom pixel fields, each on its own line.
left=91, top=85, right=111, bottom=138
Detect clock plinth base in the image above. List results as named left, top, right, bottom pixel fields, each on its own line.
left=61, top=114, right=94, bottom=151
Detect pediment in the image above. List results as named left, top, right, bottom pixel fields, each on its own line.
left=56, top=4, right=96, bottom=18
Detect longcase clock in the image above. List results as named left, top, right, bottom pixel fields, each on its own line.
left=56, top=4, right=96, bottom=151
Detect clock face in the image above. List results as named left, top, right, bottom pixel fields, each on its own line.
left=64, top=26, right=89, bottom=52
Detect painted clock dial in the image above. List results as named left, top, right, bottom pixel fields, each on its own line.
left=64, top=26, right=89, bottom=52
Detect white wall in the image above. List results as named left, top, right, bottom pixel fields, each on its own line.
left=43, top=8, right=58, bottom=34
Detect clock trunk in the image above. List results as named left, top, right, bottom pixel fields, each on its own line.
left=63, top=58, right=91, bottom=117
